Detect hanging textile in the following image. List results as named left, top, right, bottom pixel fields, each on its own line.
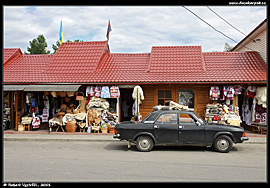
left=101, top=86, right=110, bottom=98
left=32, top=112, right=40, bottom=129
left=132, top=85, right=144, bottom=117
left=209, top=86, right=220, bottom=100
left=110, top=86, right=120, bottom=98
left=255, top=87, right=267, bottom=108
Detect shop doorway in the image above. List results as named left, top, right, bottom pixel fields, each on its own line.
left=120, top=88, right=134, bottom=122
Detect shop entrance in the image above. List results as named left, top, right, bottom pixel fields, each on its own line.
left=120, top=88, right=134, bottom=122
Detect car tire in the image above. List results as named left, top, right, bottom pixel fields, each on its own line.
left=213, top=135, right=233, bottom=153
left=136, top=135, right=154, bottom=152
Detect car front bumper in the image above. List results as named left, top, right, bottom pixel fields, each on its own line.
left=113, top=134, right=120, bottom=139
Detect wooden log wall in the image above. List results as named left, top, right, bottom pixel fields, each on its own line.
left=140, top=84, right=212, bottom=120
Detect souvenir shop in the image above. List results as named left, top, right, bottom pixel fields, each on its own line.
left=206, top=85, right=267, bottom=133
left=3, top=85, right=144, bottom=133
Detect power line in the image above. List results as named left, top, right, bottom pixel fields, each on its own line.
left=182, top=6, right=239, bottom=44
left=182, top=6, right=255, bottom=51
left=207, top=6, right=247, bottom=37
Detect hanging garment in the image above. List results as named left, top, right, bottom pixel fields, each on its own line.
left=32, top=113, right=40, bottom=129
left=226, top=86, right=235, bottom=100
left=219, top=86, right=227, bottom=100
left=132, top=85, right=144, bottom=116
left=87, top=86, right=95, bottom=97
left=101, top=86, right=110, bottom=98
left=86, top=86, right=91, bottom=96
left=94, top=86, right=101, bottom=98
left=234, top=85, right=242, bottom=95
left=110, top=86, right=120, bottom=98
left=255, top=87, right=267, bottom=108
left=247, top=86, right=256, bottom=98
left=209, top=86, right=220, bottom=100
left=42, top=95, right=49, bottom=123
left=32, top=98, right=36, bottom=107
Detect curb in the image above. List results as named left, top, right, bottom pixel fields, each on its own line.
left=3, top=138, right=120, bottom=142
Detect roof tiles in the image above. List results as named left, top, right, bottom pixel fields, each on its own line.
left=44, top=41, right=109, bottom=74
left=148, top=46, right=205, bottom=72
left=3, top=42, right=267, bottom=84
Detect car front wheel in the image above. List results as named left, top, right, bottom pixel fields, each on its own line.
left=136, top=135, right=154, bottom=152
left=213, top=135, right=233, bottom=153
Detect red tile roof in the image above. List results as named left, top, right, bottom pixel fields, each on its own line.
left=4, top=53, right=53, bottom=83
left=148, top=46, right=205, bottom=72
left=3, top=42, right=267, bottom=84
left=3, top=48, right=22, bottom=65
left=44, top=41, right=109, bottom=74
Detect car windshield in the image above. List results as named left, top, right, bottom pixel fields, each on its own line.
left=142, top=113, right=152, bottom=122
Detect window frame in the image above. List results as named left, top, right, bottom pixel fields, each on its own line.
left=155, top=113, right=178, bottom=125
left=156, top=89, right=174, bottom=106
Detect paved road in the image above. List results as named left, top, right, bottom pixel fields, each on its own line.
left=4, top=141, right=266, bottom=182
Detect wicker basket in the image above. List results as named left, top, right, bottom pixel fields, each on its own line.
left=101, top=127, right=108, bottom=133
left=108, top=126, right=115, bottom=133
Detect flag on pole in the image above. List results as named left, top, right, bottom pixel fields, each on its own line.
left=59, top=21, right=63, bottom=45
left=106, top=19, right=112, bottom=41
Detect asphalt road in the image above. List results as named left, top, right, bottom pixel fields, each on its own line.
left=3, top=141, right=267, bottom=182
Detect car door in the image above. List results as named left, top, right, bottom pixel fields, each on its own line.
left=178, top=113, right=205, bottom=145
left=153, top=113, right=179, bottom=144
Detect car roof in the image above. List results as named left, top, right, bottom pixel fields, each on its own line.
left=145, top=110, right=194, bottom=121
left=151, top=110, right=193, bottom=114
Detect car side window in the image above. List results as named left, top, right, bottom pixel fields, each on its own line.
left=179, top=113, right=196, bottom=125
left=155, top=113, right=177, bottom=124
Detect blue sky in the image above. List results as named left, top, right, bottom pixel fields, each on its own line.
left=4, top=6, right=267, bottom=53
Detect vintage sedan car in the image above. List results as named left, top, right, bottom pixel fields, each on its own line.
left=113, top=108, right=249, bottom=153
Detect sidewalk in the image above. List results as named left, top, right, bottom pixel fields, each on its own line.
left=3, top=130, right=266, bottom=144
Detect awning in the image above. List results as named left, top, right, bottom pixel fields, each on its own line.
left=4, top=85, right=81, bottom=91
left=3, top=85, right=26, bottom=91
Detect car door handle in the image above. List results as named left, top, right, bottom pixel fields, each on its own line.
left=154, top=125, right=159, bottom=129
left=179, top=125, right=183, bottom=129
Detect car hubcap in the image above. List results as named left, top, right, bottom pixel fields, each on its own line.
left=140, top=139, right=150, bottom=149
left=217, top=139, right=229, bottom=150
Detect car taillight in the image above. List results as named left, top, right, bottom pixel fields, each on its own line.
left=242, top=132, right=246, bottom=137
left=114, top=129, right=118, bottom=134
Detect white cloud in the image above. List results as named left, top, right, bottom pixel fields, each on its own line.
left=4, top=6, right=266, bottom=53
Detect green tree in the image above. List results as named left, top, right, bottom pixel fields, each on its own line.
left=25, top=34, right=50, bottom=54
left=52, top=40, right=60, bottom=54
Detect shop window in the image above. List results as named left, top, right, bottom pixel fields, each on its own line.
left=178, top=89, right=194, bottom=109
left=156, top=113, right=177, bottom=124
left=157, top=90, right=172, bottom=106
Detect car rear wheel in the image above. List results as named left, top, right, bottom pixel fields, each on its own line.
left=136, top=136, right=154, bottom=152
left=213, top=135, right=233, bottom=153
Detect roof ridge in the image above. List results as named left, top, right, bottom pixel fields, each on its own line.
left=61, top=40, right=108, bottom=45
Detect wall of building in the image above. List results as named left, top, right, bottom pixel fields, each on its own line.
left=236, top=29, right=267, bottom=63
left=140, top=84, right=212, bottom=120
